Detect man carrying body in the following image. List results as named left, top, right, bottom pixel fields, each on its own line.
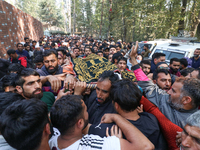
left=15, top=68, right=69, bottom=111
left=130, top=42, right=200, bottom=128
left=49, top=95, right=154, bottom=150
left=74, top=71, right=119, bottom=125
left=36, top=50, right=68, bottom=92
left=87, top=79, right=163, bottom=149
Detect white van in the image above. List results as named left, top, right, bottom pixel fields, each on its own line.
left=138, top=39, right=171, bottom=56
left=149, top=42, right=200, bottom=64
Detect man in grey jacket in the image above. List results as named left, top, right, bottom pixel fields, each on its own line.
left=130, top=42, right=200, bottom=128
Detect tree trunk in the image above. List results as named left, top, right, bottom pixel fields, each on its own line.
left=178, top=0, right=187, bottom=33
left=107, top=0, right=112, bottom=39
left=133, top=0, right=135, bottom=41
left=122, top=5, right=126, bottom=42
left=190, top=10, right=200, bottom=37
left=99, top=0, right=104, bottom=39
left=73, top=0, right=76, bottom=35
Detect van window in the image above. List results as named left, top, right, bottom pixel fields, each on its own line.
left=154, top=49, right=185, bottom=60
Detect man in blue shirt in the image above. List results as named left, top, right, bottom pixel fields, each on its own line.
left=16, top=43, right=30, bottom=59
left=191, top=48, right=200, bottom=69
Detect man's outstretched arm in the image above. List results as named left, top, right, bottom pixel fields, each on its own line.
left=101, top=114, right=154, bottom=150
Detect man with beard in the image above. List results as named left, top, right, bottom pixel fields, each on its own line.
left=180, top=110, right=200, bottom=150
left=140, top=60, right=151, bottom=75
left=74, top=71, right=119, bottom=125
left=130, top=41, right=200, bottom=128
left=49, top=95, right=154, bottom=150
left=15, top=68, right=69, bottom=111
left=36, top=50, right=68, bottom=93
left=152, top=69, right=172, bottom=92
left=169, top=58, right=181, bottom=77
left=191, top=48, right=200, bottom=69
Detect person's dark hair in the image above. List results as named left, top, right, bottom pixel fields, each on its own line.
left=51, top=42, right=56, bottom=47
left=127, top=45, right=132, bottom=49
left=50, top=95, right=83, bottom=135
left=43, top=45, right=50, bottom=48
left=96, top=51, right=103, bottom=55
left=0, top=99, right=49, bottom=150
left=32, top=40, right=37, bottom=44
left=24, top=37, right=29, bottom=41
left=43, top=49, right=58, bottom=58
left=140, top=60, right=151, bottom=66
left=7, top=49, right=16, bottom=55
left=110, top=45, right=116, bottom=49
left=98, top=70, right=119, bottom=84
left=117, top=57, right=127, bottom=64
left=112, top=52, right=123, bottom=63
left=56, top=47, right=66, bottom=55
left=180, top=68, right=195, bottom=77
left=73, top=47, right=80, bottom=51
left=116, top=44, right=121, bottom=48
left=8, top=63, right=24, bottom=74
left=15, top=68, right=40, bottom=87
left=170, top=58, right=180, bottom=64
left=84, top=46, right=92, bottom=52
left=103, top=47, right=109, bottom=52
left=176, top=77, right=200, bottom=108
left=16, top=43, right=23, bottom=47
left=33, top=55, right=43, bottom=63
left=180, top=58, right=188, bottom=68
left=0, top=93, right=23, bottom=116
left=152, top=53, right=166, bottom=60
left=110, top=79, right=142, bottom=112
left=0, top=73, right=17, bottom=91
left=144, top=44, right=148, bottom=48
left=153, top=69, right=170, bottom=80
left=24, top=44, right=30, bottom=47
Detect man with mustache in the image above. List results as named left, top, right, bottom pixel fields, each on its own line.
left=36, top=50, right=70, bottom=93
left=180, top=110, right=200, bottom=150
left=74, top=71, right=119, bottom=125
left=130, top=42, right=200, bottom=128
left=15, top=68, right=69, bottom=111
left=191, top=48, right=200, bottom=69
left=49, top=95, right=154, bottom=150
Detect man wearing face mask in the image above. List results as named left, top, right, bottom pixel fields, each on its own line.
left=191, top=48, right=200, bottom=69
left=169, top=58, right=181, bottom=77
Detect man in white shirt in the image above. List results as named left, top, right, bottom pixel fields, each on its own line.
left=49, top=95, right=154, bottom=150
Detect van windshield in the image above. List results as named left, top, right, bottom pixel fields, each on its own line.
left=154, top=49, right=185, bottom=60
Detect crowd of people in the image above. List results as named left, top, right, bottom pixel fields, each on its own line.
left=1, top=35, right=200, bottom=150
